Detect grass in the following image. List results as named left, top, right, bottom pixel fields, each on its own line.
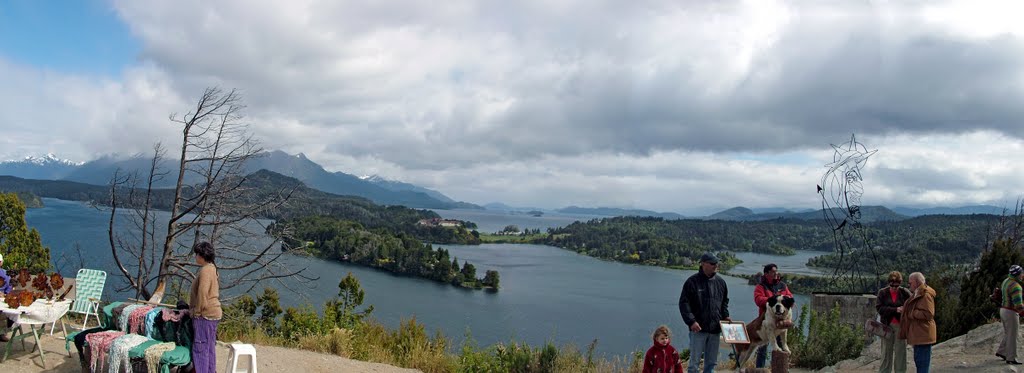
left=219, top=315, right=647, bottom=373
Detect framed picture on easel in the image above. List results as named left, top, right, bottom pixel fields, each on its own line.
left=721, top=321, right=750, bottom=344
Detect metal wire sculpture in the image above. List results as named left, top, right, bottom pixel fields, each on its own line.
left=817, top=134, right=883, bottom=292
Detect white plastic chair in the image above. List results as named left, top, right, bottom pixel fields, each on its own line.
left=226, top=343, right=259, bottom=373
left=1, top=299, right=72, bottom=369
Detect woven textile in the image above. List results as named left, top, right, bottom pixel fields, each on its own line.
left=161, top=308, right=185, bottom=322
left=144, top=342, right=177, bottom=373
left=118, top=304, right=143, bottom=332
left=144, top=307, right=163, bottom=337
left=129, top=305, right=155, bottom=334
left=109, top=303, right=130, bottom=328
left=86, top=330, right=125, bottom=372
left=107, top=334, right=149, bottom=373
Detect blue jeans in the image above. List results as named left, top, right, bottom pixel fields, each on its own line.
left=912, top=344, right=932, bottom=373
left=755, top=336, right=783, bottom=368
left=688, top=330, right=720, bottom=373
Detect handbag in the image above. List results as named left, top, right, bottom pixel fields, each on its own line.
left=865, top=319, right=893, bottom=338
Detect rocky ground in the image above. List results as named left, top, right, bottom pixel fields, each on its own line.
left=4, top=321, right=1022, bottom=372
left=0, top=332, right=420, bottom=373
left=820, top=322, right=1023, bottom=373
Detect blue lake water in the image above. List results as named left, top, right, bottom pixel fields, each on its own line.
left=24, top=198, right=810, bottom=358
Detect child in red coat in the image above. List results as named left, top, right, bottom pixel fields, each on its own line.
left=644, top=325, right=684, bottom=373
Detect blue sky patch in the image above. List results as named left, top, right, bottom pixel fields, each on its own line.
left=0, top=0, right=139, bottom=76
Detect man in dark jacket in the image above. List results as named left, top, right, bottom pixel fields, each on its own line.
left=679, top=252, right=730, bottom=373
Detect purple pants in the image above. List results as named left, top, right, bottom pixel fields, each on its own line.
left=192, top=317, right=219, bottom=373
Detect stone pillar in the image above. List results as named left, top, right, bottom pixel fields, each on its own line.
left=811, top=292, right=877, bottom=328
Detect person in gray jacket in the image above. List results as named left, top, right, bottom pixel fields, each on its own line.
left=679, top=252, right=731, bottom=373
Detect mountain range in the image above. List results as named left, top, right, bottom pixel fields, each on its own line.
left=493, top=203, right=1003, bottom=222
left=0, top=151, right=480, bottom=210
left=704, top=204, right=1006, bottom=222
left=555, top=206, right=686, bottom=219
left=0, top=154, right=83, bottom=180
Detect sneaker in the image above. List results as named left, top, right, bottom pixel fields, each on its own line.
left=998, top=353, right=1007, bottom=360
left=1007, top=360, right=1022, bottom=365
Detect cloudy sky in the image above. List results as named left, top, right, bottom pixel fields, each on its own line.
left=2, top=0, right=1024, bottom=215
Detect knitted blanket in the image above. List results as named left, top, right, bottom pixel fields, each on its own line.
left=86, top=330, right=125, bottom=372
left=107, top=334, right=150, bottom=373
left=118, top=304, right=144, bottom=332
left=144, top=342, right=178, bottom=373
left=161, top=308, right=185, bottom=322
left=144, top=307, right=164, bottom=338
left=129, top=305, right=155, bottom=334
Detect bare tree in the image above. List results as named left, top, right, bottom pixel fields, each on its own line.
left=107, top=87, right=310, bottom=302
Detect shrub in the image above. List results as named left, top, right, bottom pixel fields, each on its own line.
left=280, top=305, right=326, bottom=341
left=790, top=303, right=864, bottom=369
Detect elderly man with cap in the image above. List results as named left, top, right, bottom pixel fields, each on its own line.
left=997, top=265, right=1024, bottom=364
left=679, top=252, right=730, bottom=373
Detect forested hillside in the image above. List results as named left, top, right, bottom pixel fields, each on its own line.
left=540, top=214, right=1002, bottom=274
left=270, top=216, right=495, bottom=289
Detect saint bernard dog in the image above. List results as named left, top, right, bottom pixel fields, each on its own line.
left=735, top=295, right=795, bottom=369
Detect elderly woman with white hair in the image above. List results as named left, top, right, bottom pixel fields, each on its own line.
left=897, top=272, right=936, bottom=373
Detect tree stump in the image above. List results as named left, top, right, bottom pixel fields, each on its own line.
left=771, top=350, right=790, bottom=373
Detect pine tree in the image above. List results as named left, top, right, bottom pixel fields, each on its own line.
left=482, top=270, right=501, bottom=289
left=0, top=193, right=50, bottom=272
left=256, top=287, right=283, bottom=335
left=331, top=272, right=374, bottom=328
left=951, top=239, right=1024, bottom=338
left=461, top=261, right=477, bottom=281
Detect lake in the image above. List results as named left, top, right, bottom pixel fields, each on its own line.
left=24, top=198, right=810, bottom=358
left=430, top=208, right=604, bottom=234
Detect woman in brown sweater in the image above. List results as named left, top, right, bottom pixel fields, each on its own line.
left=190, top=241, right=222, bottom=373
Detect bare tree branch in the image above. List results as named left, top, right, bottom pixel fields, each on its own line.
left=108, top=87, right=310, bottom=303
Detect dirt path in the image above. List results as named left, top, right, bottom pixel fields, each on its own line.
left=0, top=331, right=420, bottom=373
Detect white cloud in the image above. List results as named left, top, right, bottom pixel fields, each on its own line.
left=3, top=0, right=1024, bottom=212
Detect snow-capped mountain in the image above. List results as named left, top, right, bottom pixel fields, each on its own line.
left=0, top=153, right=83, bottom=179
left=361, top=174, right=456, bottom=203
left=3, top=153, right=83, bottom=166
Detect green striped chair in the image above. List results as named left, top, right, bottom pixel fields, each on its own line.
left=69, top=269, right=106, bottom=330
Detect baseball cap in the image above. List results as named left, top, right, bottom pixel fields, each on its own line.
left=699, top=252, right=719, bottom=264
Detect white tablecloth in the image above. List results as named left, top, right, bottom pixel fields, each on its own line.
left=0, top=299, right=71, bottom=326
